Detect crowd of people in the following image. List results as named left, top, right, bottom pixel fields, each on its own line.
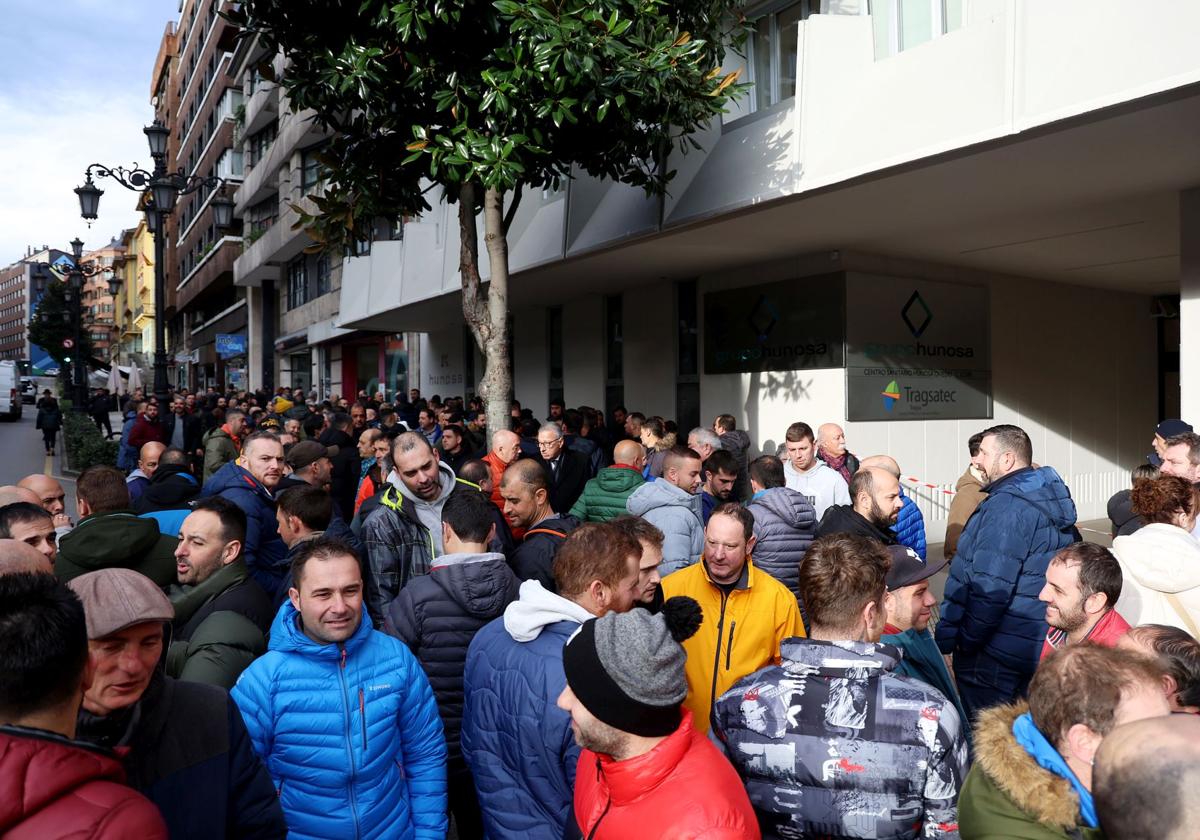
left=2, top=383, right=1199, bottom=839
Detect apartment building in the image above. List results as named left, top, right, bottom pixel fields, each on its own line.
left=114, top=222, right=157, bottom=369
left=154, top=0, right=246, bottom=391
left=228, top=34, right=411, bottom=400
left=0, top=261, right=25, bottom=362
left=335, top=0, right=1200, bottom=541
left=79, top=240, right=122, bottom=364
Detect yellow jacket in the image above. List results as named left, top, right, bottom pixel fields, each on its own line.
left=662, top=557, right=805, bottom=732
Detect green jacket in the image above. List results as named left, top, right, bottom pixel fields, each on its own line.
left=55, top=511, right=178, bottom=588
left=569, top=465, right=645, bottom=523
left=166, top=560, right=274, bottom=690
left=959, top=701, right=1105, bottom=840
left=202, top=427, right=239, bottom=483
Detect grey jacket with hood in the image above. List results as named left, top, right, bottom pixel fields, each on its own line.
left=387, top=551, right=520, bottom=762
left=747, top=487, right=817, bottom=598
left=626, top=479, right=705, bottom=575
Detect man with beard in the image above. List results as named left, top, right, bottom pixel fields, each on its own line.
left=1038, top=542, right=1129, bottom=659
left=815, top=466, right=902, bottom=546
left=699, top=449, right=738, bottom=525
left=233, top=537, right=447, bottom=838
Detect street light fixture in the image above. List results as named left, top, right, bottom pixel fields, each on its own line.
left=74, top=119, right=235, bottom=404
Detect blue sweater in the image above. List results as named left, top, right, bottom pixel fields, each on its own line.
left=232, top=602, right=448, bottom=840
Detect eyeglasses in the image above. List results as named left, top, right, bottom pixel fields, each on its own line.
left=537, top=440, right=560, bottom=448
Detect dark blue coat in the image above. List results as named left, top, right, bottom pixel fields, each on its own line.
left=460, top=612, right=580, bottom=840
left=747, top=487, right=817, bottom=598
left=202, top=463, right=288, bottom=597
left=892, top=488, right=928, bottom=559
left=935, top=466, right=1077, bottom=678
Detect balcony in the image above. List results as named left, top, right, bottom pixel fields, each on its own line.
left=176, top=238, right=241, bottom=310
left=243, top=82, right=279, bottom=136
left=234, top=201, right=308, bottom=287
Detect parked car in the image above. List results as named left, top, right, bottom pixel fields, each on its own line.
left=20, top=376, right=36, bottom=404
left=0, top=361, right=23, bottom=420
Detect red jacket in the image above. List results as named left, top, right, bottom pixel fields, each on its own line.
left=128, top=414, right=165, bottom=452
left=573, top=710, right=760, bottom=840
left=0, top=725, right=167, bottom=839
left=1040, top=608, right=1131, bottom=659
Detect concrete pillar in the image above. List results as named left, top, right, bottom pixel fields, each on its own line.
left=1182, top=189, right=1200, bottom=423
left=246, top=287, right=263, bottom=391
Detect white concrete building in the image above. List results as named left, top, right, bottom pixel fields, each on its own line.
left=336, top=0, right=1200, bottom=541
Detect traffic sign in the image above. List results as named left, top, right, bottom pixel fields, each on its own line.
left=62, top=338, right=74, bottom=349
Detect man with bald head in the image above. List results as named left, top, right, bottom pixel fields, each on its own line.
left=816, top=422, right=859, bottom=485
left=1094, top=714, right=1200, bottom=840
left=0, top=538, right=53, bottom=575
left=502, top=459, right=580, bottom=591
left=0, top=485, right=42, bottom=508
left=482, top=428, right=522, bottom=511
left=815, top=466, right=902, bottom=546
left=127, top=441, right=167, bottom=505
left=570, top=439, right=646, bottom=523
left=860, top=454, right=927, bottom=558
left=18, top=474, right=72, bottom=537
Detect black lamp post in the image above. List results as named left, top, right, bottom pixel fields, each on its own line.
left=52, top=237, right=112, bottom=412
left=75, top=119, right=234, bottom=405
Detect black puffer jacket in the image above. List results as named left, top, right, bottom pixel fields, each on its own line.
left=133, top=464, right=201, bottom=514
left=511, top=514, right=580, bottom=592
left=815, top=504, right=899, bottom=546
left=386, top=552, right=520, bottom=762
left=719, top=429, right=753, bottom=501
left=747, top=487, right=817, bottom=598
left=318, top=427, right=361, bottom=519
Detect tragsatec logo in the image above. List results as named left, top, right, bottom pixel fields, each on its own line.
left=881, top=379, right=901, bottom=412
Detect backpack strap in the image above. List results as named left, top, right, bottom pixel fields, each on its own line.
left=524, top=528, right=567, bottom=540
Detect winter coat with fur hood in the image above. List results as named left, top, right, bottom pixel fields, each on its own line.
left=958, top=702, right=1103, bottom=840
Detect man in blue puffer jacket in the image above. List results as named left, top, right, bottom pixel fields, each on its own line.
left=233, top=535, right=448, bottom=840
left=460, top=521, right=642, bottom=840
left=936, top=424, right=1078, bottom=722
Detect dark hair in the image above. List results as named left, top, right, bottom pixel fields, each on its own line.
left=457, top=459, right=491, bottom=488
left=627, top=412, right=646, bottom=425
left=709, top=502, right=755, bottom=541
left=704, top=449, right=739, bottom=479
left=553, top=522, right=640, bottom=598
left=331, top=412, right=353, bottom=432
left=276, top=485, right=334, bottom=532
left=1050, top=542, right=1123, bottom=609
left=748, top=455, right=785, bottom=490
left=549, top=397, right=565, bottom=408
left=0, top=502, right=52, bottom=538
left=1130, top=462, right=1160, bottom=483
left=562, top=409, right=583, bottom=434
left=785, top=421, right=814, bottom=444
left=641, top=417, right=665, bottom=440
left=609, top=515, right=664, bottom=551
left=1163, top=432, right=1200, bottom=466
left=967, top=432, right=984, bottom=458
left=501, top=458, right=549, bottom=494
left=1031, top=644, right=1164, bottom=751
left=188, top=496, right=247, bottom=546
left=76, top=465, right=130, bottom=513
left=0, top=573, right=88, bottom=718
left=799, top=535, right=890, bottom=635
left=289, top=535, right=361, bottom=588
left=982, top=423, right=1033, bottom=466
left=159, top=447, right=190, bottom=467
left=443, top=423, right=466, bottom=440
left=441, top=490, right=495, bottom=543
left=714, top=414, right=736, bottom=432
left=1131, top=475, right=1200, bottom=523
left=1125, top=624, right=1200, bottom=709
left=848, top=468, right=876, bottom=502
left=663, top=445, right=703, bottom=476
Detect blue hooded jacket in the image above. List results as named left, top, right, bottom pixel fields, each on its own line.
left=202, top=462, right=288, bottom=597
left=892, top=488, right=927, bottom=559
left=232, top=601, right=448, bottom=840
left=936, top=466, right=1078, bottom=678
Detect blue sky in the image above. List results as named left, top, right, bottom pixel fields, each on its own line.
left=0, top=0, right=180, bottom=261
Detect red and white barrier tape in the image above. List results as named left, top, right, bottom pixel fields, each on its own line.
left=904, top=476, right=956, bottom=496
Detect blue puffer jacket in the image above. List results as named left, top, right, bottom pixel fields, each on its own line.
left=747, top=487, right=817, bottom=598
left=626, top=480, right=704, bottom=575
left=117, top=409, right=139, bottom=472
left=232, top=602, right=448, bottom=840
left=461, top=580, right=589, bottom=840
left=202, top=463, right=288, bottom=598
left=892, top=488, right=928, bottom=559
left=935, top=466, right=1077, bottom=678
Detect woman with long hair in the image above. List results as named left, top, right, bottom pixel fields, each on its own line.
left=1112, top=475, right=1200, bottom=635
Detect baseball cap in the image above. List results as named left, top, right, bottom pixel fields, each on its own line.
left=67, top=568, right=174, bottom=639
left=885, top=544, right=948, bottom=591
left=1156, top=419, right=1193, bottom=438
left=286, top=439, right=338, bottom=470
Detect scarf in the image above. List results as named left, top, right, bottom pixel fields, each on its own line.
left=823, top=450, right=852, bottom=484
left=1012, top=712, right=1098, bottom=829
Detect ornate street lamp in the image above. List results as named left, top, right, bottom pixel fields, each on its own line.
left=74, top=120, right=235, bottom=404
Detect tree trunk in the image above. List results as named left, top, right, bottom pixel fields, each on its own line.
left=458, top=183, right=513, bottom=441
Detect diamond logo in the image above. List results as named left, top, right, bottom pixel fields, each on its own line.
left=901, top=290, right=932, bottom=338
left=748, top=295, right=780, bottom=342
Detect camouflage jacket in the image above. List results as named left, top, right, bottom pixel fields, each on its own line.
left=713, top=638, right=969, bottom=840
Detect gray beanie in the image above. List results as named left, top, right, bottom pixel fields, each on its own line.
left=562, top=596, right=703, bottom=737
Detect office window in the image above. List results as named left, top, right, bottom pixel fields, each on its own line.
left=300, top=146, right=328, bottom=191
left=315, top=254, right=331, bottom=296
left=750, top=1, right=809, bottom=111
left=287, top=256, right=308, bottom=310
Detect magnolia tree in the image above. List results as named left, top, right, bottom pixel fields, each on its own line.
left=231, top=0, right=746, bottom=434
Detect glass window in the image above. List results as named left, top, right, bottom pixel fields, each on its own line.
left=750, top=1, right=815, bottom=111
left=315, top=254, right=331, bottom=296
left=547, top=306, right=563, bottom=408
left=287, top=256, right=307, bottom=310
left=300, top=146, right=327, bottom=191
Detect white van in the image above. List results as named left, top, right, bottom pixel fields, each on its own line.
left=0, top=361, right=22, bottom=420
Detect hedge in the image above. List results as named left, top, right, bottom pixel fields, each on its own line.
left=63, top=409, right=119, bottom=472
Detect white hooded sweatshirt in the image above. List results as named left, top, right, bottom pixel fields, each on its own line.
left=503, top=579, right=593, bottom=642
left=1112, top=522, right=1200, bottom=634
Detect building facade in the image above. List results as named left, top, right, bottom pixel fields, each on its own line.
left=335, top=0, right=1198, bottom=541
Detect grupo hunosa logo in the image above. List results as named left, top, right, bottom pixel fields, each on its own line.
left=881, top=379, right=901, bottom=412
